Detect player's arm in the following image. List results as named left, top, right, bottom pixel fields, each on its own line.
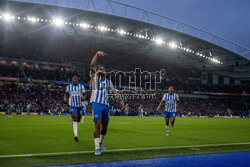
left=113, top=91, right=125, bottom=111
left=64, top=92, right=69, bottom=103
left=86, top=103, right=89, bottom=112
left=64, top=86, right=69, bottom=103
left=80, top=85, right=86, bottom=101
left=157, top=94, right=165, bottom=112
left=156, top=100, right=163, bottom=112
left=176, top=101, right=180, bottom=113
left=110, top=81, right=125, bottom=111
left=176, top=95, right=180, bottom=113
left=90, top=51, right=107, bottom=74
left=80, top=93, right=86, bottom=101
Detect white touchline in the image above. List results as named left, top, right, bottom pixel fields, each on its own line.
left=0, top=142, right=249, bottom=158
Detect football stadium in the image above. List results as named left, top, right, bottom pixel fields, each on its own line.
left=0, top=0, right=249, bottom=166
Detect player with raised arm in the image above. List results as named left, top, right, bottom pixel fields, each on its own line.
left=90, top=51, right=125, bottom=156
left=64, top=76, right=86, bottom=142
left=157, top=86, right=180, bottom=136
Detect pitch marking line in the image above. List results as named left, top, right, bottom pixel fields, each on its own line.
left=189, top=148, right=201, bottom=151
left=0, top=142, right=249, bottom=158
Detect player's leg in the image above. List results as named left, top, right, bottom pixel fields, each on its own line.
left=94, top=119, right=102, bottom=153
left=81, top=113, right=84, bottom=123
left=99, top=105, right=110, bottom=150
left=100, top=120, right=108, bottom=150
left=81, top=116, right=84, bottom=123
left=79, top=107, right=84, bottom=124
left=170, top=117, right=175, bottom=127
left=71, top=110, right=79, bottom=142
left=92, top=103, right=103, bottom=155
left=165, top=112, right=170, bottom=136
left=170, top=113, right=176, bottom=128
left=77, top=110, right=82, bottom=123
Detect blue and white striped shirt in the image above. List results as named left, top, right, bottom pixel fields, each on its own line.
left=90, top=73, right=115, bottom=106
left=66, top=84, right=85, bottom=107
left=162, top=93, right=179, bottom=113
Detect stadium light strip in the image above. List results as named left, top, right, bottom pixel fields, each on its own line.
left=0, top=13, right=223, bottom=65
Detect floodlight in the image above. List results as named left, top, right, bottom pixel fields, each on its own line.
left=169, top=42, right=177, bottom=48
left=3, top=13, right=11, bottom=21
left=155, top=38, right=163, bottom=45
left=53, top=17, right=64, bottom=27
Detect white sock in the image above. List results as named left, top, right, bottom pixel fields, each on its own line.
left=166, top=125, right=170, bottom=132
left=72, top=121, right=78, bottom=137
left=100, top=134, right=105, bottom=143
left=81, top=116, right=84, bottom=123
left=94, top=138, right=100, bottom=150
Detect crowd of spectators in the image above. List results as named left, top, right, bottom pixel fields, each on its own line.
left=0, top=83, right=68, bottom=115
left=112, top=91, right=249, bottom=117
left=0, top=59, right=249, bottom=117
left=0, top=63, right=249, bottom=94
left=0, top=83, right=249, bottom=117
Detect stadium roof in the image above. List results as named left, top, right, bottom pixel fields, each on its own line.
left=1, top=0, right=250, bottom=80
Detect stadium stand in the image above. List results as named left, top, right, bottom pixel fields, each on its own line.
left=0, top=80, right=249, bottom=117
left=0, top=58, right=249, bottom=118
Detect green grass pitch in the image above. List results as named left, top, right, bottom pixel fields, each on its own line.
left=0, top=115, right=250, bottom=166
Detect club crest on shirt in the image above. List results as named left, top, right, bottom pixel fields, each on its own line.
left=100, top=81, right=106, bottom=89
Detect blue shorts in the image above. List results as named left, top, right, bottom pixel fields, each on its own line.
left=164, top=112, right=176, bottom=118
left=92, top=102, right=110, bottom=121
left=70, top=106, right=84, bottom=116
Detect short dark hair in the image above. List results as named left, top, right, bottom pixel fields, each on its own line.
left=96, top=64, right=105, bottom=70
left=169, top=85, right=174, bottom=89
left=72, top=75, right=78, bottom=79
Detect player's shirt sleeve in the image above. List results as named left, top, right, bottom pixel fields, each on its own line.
left=66, top=85, right=69, bottom=93
left=81, top=84, right=86, bottom=94
left=91, top=73, right=95, bottom=79
left=91, top=73, right=96, bottom=90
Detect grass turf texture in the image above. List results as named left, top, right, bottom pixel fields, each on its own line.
left=0, top=115, right=249, bottom=166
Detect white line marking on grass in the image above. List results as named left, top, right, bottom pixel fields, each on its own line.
left=0, top=142, right=249, bottom=158
left=189, top=148, right=200, bottom=151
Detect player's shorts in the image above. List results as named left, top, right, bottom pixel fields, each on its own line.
left=70, top=106, right=84, bottom=116
left=164, top=111, right=176, bottom=118
left=92, top=102, right=110, bottom=121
